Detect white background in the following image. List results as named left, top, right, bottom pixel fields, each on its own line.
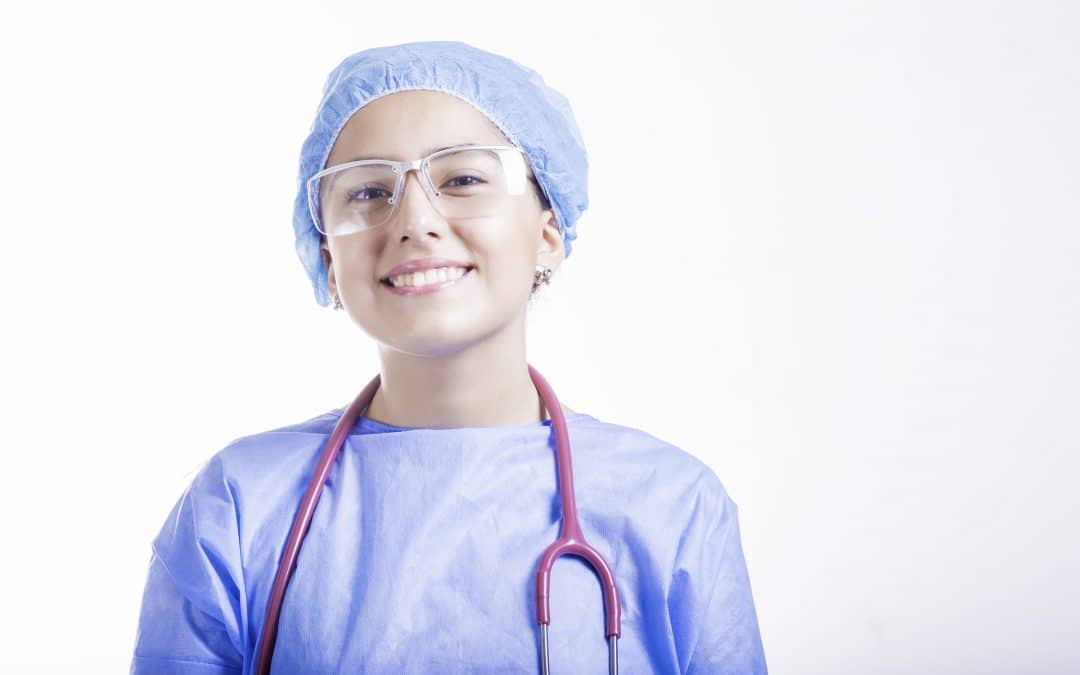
left=2, top=1, right=1077, bottom=673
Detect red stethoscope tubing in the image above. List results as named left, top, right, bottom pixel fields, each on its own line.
left=254, top=364, right=621, bottom=675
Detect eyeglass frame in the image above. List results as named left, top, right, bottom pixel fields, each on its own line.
left=306, top=143, right=543, bottom=236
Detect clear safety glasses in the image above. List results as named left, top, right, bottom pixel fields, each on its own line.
left=307, top=144, right=535, bottom=237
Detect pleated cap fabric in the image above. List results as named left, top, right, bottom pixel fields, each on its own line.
left=292, top=41, right=589, bottom=307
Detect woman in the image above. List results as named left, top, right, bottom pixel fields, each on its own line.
left=130, top=41, right=767, bottom=674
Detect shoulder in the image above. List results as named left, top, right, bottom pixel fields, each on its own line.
left=574, top=410, right=725, bottom=483
left=167, top=407, right=345, bottom=531
left=153, top=407, right=346, bottom=559
left=208, top=406, right=343, bottom=479
left=571, top=412, right=733, bottom=507
left=569, top=413, right=740, bottom=578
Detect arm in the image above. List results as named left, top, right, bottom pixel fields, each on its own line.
left=677, top=473, right=768, bottom=675
left=130, top=455, right=247, bottom=675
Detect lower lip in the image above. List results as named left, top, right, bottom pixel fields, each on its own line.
left=382, top=268, right=474, bottom=296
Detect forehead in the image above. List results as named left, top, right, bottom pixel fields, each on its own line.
left=327, top=90, right=511, bottom=164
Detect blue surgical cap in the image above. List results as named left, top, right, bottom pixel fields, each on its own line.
left=292, top=41, right=589, bottom=307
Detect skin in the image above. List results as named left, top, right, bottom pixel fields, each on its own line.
left=319, top=90, right=576, bottom=428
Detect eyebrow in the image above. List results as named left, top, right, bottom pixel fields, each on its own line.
left=344, top=142, right=478, bottom=163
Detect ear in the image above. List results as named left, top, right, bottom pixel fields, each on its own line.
left=535, top=208, right=565, bottom=271
left=320, top=238, right=337, bottom=296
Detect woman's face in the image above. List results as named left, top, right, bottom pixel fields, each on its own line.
left=319, top=90, right=564, bottom=357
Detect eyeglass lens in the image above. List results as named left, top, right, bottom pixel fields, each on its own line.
left=312, top=148, right=529, bottom=237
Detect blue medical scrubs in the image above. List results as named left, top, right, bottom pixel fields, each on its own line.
left=130, top=409, right=767, bottom=674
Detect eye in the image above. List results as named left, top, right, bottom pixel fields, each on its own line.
left=444, top=174, right=485, bottom=188
left=347, top=186, right=392, bottom=202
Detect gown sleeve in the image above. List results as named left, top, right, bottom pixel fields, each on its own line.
left=130, top=454, right=247, bottom=675
left=676, top=470, right=768, bottom=675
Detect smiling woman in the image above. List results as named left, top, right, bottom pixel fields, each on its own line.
left=129, top=40, right=767, bottom=675
left=316, top=91, right=564, bottom=371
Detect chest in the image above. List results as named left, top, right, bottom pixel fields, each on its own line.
left=261, top=480, right=667, bottom=673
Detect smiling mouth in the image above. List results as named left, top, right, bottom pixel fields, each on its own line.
left=380, top=265, right=476, bottom=289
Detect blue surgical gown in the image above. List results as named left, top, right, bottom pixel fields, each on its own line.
left=130, top=409, right=767, bottom=674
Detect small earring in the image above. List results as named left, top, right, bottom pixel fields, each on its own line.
left=533, top=265, right=552, bottom=291
left=333, top=292, right=343, bottom=310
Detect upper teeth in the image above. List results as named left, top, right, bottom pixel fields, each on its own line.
left=388, top=266, right=470, bottom=288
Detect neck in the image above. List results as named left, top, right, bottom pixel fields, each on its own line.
left=364, top=316, right=571, bottom=429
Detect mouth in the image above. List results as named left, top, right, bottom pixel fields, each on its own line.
left=380, top=265, right=476, bottom=294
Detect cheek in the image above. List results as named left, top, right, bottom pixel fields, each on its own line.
left=457, top=212, right=537, bottom=262
left=459, top=219, right=535, bottom=290
left=331, top=239, right=374, bottom=275
left=330, top=244, right=380, bottom=300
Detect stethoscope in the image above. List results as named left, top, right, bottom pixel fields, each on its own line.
left=254, top=364, right=622, bottom=675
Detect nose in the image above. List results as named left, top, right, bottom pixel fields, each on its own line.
left=392, top=168, right=441, bottom=222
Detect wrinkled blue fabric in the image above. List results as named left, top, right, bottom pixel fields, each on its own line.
left=130, top=409, right=767, bottom=674
left=293, top=41, right=589, bottom=307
